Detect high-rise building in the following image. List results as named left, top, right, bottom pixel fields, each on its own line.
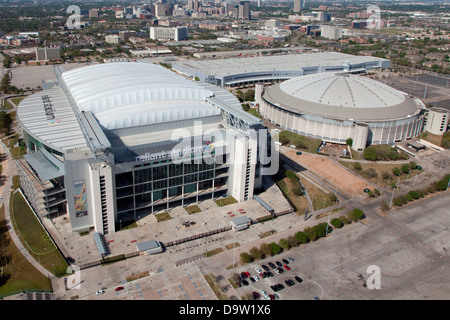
left=238, top=1, right=250, bottom=21
left=293, top=0, right=301, bottom=13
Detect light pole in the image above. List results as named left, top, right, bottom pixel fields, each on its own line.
left=389, top=187, right=396, bottom=209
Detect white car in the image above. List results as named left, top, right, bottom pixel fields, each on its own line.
left=259, top=289, right=267, bottom=296
left=253, top=276, right=259, bottom=282
left=274, top=268, right=280, bottom=275
left=255, top=267, right=262, bottom=274
left=96, top=290, right=105, bottom=295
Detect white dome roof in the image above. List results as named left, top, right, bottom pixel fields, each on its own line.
left=61, top=62, right=219, bottom=130
left=279, top=73, right=405, bottom=108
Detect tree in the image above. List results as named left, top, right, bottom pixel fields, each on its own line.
left=304, top=227, right=317, bottom=242
left=314, top=222, right=330, bottom=238
left=295, top=231, right=308, bottom=244
left=363, top=147, right=378, bottom=161
left=330, top=218, right=343, bottom=228
left=287, top=235, right=299, bottom=248
left=346, top=138, right=353, bottom=147
left=0, top=111, right=12, bottom=133
left=240, top=252, right=253, bottom=263
left=352, top=209, right=365, bottom=219
left=270, top=242, right=282, bottom=255
left=249, top=246, right=262, bottom=260
left=259, top=243, right=272, bottom=258
left=278, top=238, right=289, bottom=251
left=244, top=89, right=255, bottom=101
left=353, top=162, right=362, bottom=171
left=401, top=163, right=410, bottom=174
left=392, top=167, right=401, bottom=176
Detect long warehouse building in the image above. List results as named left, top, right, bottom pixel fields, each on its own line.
left=172, top=51, right=390, bottom=87
left=16, top=62, right=267, bottom=235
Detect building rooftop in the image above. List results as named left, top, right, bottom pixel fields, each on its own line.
left=263, top=73, right=425, bottom=122
left=173, top=51, right=388, bottom=78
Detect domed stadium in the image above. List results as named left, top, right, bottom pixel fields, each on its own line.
left=256, top=73, right=426, bottom=151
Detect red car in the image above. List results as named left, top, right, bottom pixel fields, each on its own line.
left=115, top=286, right=124, bottom=292
left=284, top=265, right=291, bottom=271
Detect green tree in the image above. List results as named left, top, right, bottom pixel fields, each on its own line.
left=401, top=163, right=410, bottom=174
left=346, top=138, right=353, bottom=147
left=270, top=242, right=282, bottom=255
left=330, top=218, right=343, bottom=228
left=314, top=223, right=330, bottom=238
left=363, top=147, right=378, bottom=161
left=278, top=238, right=289, bottom=251
left=392, top=167, right=401, bottom=176
left=353, top=162, right=362, bottom=171
left=259, top=243, right=272, bottom=258
left=304, top=227, right=317, bottom=241
left=352, top=209, right=365, bottom=219
left=295, top=231, right=308, bottom=244
left=287, top=235, right=299, bottom=248
left=240, top=252, right=253, bottom=263
left=249, top=246, right=262, bottom=260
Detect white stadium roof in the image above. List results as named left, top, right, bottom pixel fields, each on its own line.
left=279, top=73, right=405, bottom=109
left=61, top=62, right=219, bottom=130
left=263, top=73, right=424, bottom=122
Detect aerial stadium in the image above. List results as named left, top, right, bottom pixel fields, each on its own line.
left=16, top=61, right=266, bottom=235
left=256, top=72, right=427, bottom=151
left=172, top=51, right=390, bottom=87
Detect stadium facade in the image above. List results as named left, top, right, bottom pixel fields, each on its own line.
left=172, top=51, right=390, bottom=87
left=256, top=73, right=426, bottom=150
left=16, top=62, right=268, bottom=235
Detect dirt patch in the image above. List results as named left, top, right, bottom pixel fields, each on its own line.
left=285, top=151, right=372, bottom=196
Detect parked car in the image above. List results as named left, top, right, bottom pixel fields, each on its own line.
left=253, top=292, right=260, bottom=299
left=242, top=279, right=249, bottom=286
left=253, top=275, right=259, bottom=282
left=249, top=276, right=256, bottom=283
left=96, top=290, right=105, bottom=295
left=284, top=265, right=291, bottom=271
left=285, top=279, right=295, bottom=287
left=277, top=267, right=284, bottom=274
left=274, top=268, right=280, bottom=275
left=289, top=257, right=294, bottom=262
left=115, top=287, right=124, bottom=292
left=282, top=259, right=289, bottom=265
left=255, top=267, right=262, bottom=274
left=295, top=276, right=303, bottom=283
left=276, top=261, right=282, bottom=267
left=262, top=265, right=270, bottom=272
left=269, top=262, right=277, bottom=269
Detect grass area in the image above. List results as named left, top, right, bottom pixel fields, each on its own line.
left=0, top=204, right=53, bottom=298
left=9, top=97, right=25, bottom=106
left=185, top=204, right=202, bottom=215
left=301, top=179, right=337, bottom=211
left=204, top=247, right=224, bottom=257
left=246, top=108, right=263, bottom=119
left=225, top=242, right=240, bottom=250
left=215, top=196, right=238, bottom=207
left=126, top=271, right=149, bottom=282
left=258, top=230, right=277, bottom=239
left=279, top=130, right=322, bottom=153
left=283, top=177, right=308, bottom=214
left=154, top=211, right=172, bottom=222
left=10, top=192, right=68, bottom=277
left=339, top=160, right=423, bottom=187
left=204, top=274, right=228, bottom=300
left=116, top=220, right=138, bottom=231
